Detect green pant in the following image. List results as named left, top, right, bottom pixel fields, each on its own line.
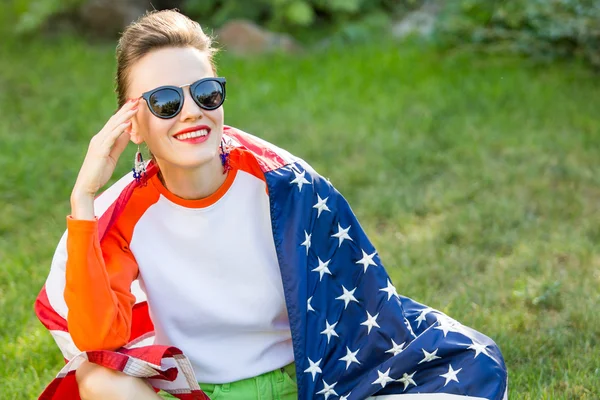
left=160, top=363, right=298, bottom=400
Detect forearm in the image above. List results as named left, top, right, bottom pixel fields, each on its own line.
left=64, top=217, right=135, bottom=351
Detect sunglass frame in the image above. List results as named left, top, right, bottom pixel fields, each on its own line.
left=140, top=77, right=227, bottom=119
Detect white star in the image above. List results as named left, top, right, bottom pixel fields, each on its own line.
left=415, top=307, right=432, bottom=329
left=467, top=340, right=490, bottom=359
left=360, top=311, right=380, bottom=334
left=290, top=169, right=310, bottom=192
left=372, top=368, right=394, bottom=389
left=335, top=285, right=358, bottom=309
left=397, top=371, right=417, bottom=391
left=355, top=249, right=377, bottom=272
left=339, top=346, right=361, bottom=370
left=303, top=357, right=322, bottom=381
left=313, top=195, right=331, bottom=218
left=339, top=393, right=351, bottom=400
left=316, top=380, right=338, bottom=400
left=385, top=339, right=405, bottom=357
left=312, top=257, right=332, bottom=281
left=440, top=364, right=462, bottom=387
left=320, top=320, right=339, bottom=344
left=379, top=279, right=399, bottom=300
left=418, top=348, right=441, bottom=364
left=434, top=316, right=462, bottom=337
left=301, top=231, right=311, bottom=255
left=307, top=296, right=315, bottom=313
left=331, top=223, right=353, bottom=247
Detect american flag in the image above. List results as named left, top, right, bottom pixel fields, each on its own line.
left=35, top=127, right=507, bottom=399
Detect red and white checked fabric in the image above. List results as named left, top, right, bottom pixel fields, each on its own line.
left=34, top=127, right=294, bottom=400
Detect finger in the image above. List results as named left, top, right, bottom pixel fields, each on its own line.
left=108, top=129, right=131, bottom=161
left=101, top=121, right=132, bottom=158
left=106, top=99, right=140, bottom=129
left=120, top=97, right=140, bottom=112
left=103, top=121, right=132, bottom=147
left=111, top=107, right=139, bottom=129
left=104, top=107, right=139, bottom=134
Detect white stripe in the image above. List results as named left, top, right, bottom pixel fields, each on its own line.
left=148, top=354, right=202, bottom=392
left=45, top=231, right=69, bottom=319
left=369, top=394, right=488, bottom=400
left=49, top=329, right=82, bottom=360
left=55, top=352, right=89, bottom=378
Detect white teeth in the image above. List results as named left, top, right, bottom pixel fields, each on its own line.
left=176, top=129, right=208, bottom=140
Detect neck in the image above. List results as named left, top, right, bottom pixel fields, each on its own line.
left=156, top=155, right=227, bottom=200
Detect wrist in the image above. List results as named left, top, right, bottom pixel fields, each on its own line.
left=70, top=191, right=96, bottom=221
left=71, top=188, right=96, bottom=203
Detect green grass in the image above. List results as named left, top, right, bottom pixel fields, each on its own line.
left=1, top=34, right=599, bottom=399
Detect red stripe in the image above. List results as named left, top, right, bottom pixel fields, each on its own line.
left=34, top=286, right=68, bottom=332
left=38, top=372, right=80, bottom=400
left=118, top=345, right=184, bottom=365
left=130, top=301, right=154, bottom=341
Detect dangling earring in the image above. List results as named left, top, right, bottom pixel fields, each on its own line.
left=219, top=139, right=231, bottom=174
left=132, top=144, right=147, bottom=183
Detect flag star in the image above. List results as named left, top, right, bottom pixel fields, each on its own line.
left=397, top=371, right=417, bottom=391
left=440, top=364, right=462, bottom=387
left=372, top=368, right=394, bottom=389
left=379, top=279, right=399, bottom=300
left=301, top=231, right=312, bottom=255
left=434, top=316, right=462, bottom=337
left=331, top=223, right=353, bottom=247
left=339, top=346, right=361, bottom=370
left=303, top=358, right=322, bottom=381
left=418, top=348, right=441, bottom=364
left=313, top=195, right=331, bottom=218
left=320, top=320, right=339, bottom=344
left=307, top=296, right=315, bottom=313
left=290, top=169, right=310, bottom=192
left=467, top=340, right=490, bottom=359
left=335, top=285, right=358, bottom=309
left=312, top=257, right=332, bottom=281
left=360, top=311, right=380, bottom=334
left=385, top=339, right=405, bottom=357
left=355, top=249, right=377, bottom=272
left=339, top=393, right=351, bottom=400
left=415, top=307, right=432, bottom=329
left=316, top=380, right=338, bottom=400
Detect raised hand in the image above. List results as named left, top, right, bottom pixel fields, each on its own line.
left=70, top=98, right=140, bottom=219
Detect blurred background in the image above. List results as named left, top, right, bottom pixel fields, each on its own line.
left=1, top=0, right=599, bottom=398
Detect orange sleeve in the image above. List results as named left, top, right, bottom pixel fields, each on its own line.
left=64, top=216, right=139, bottom=351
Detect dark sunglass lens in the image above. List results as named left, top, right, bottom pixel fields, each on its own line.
left=149, top=88, right=181, bottom=117
left=193, top=81, right=224, bottom=109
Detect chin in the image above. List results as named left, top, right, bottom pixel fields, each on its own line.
left=153, top=143, right=220, bottom=170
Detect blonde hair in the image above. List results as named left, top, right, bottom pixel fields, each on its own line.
left=115, top=9, right=218, bottom=107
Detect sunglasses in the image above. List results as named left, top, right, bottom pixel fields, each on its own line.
left=139, top=77, right=226, bottom=119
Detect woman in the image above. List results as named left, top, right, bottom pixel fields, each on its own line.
left=35, top=9, right=508, bottom=400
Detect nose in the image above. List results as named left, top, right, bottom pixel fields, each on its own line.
left=178, top=85, right=203, bottom=122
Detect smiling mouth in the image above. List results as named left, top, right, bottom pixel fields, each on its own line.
left=174, top=128, right=210, bottom=140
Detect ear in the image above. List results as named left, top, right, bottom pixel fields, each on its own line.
left=128, top=113, right=144, bottom=145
